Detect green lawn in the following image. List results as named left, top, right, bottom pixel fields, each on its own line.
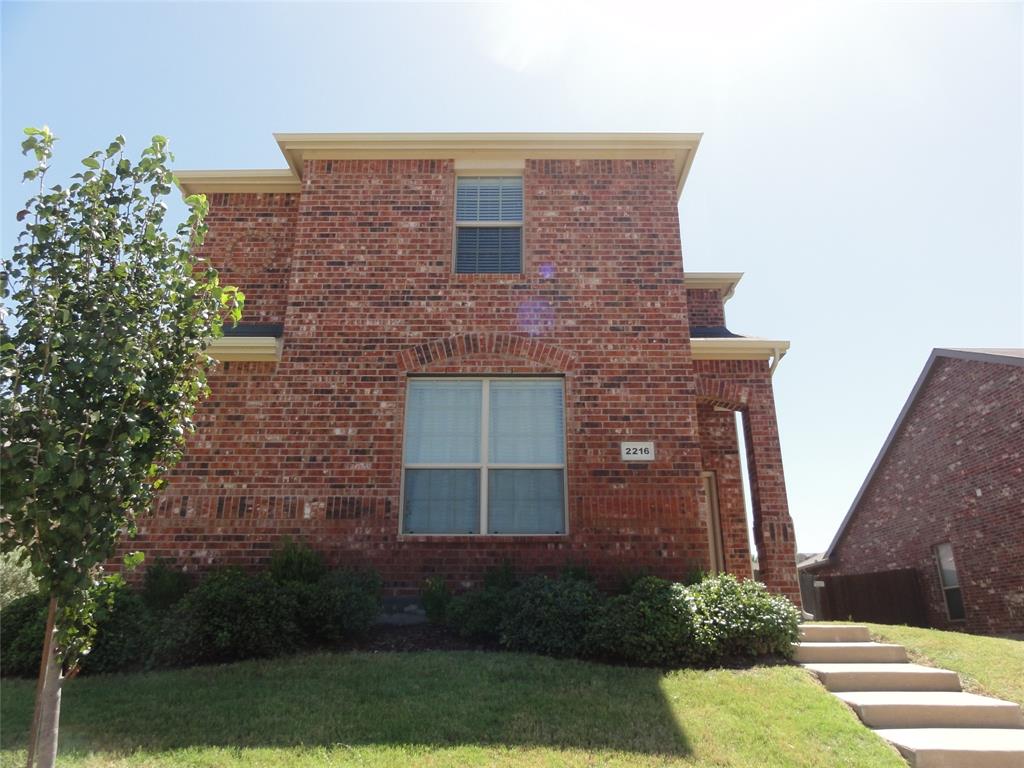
left=0, top=651, right=901, bottom=767
left=868, top=623, right=1024, bottom=706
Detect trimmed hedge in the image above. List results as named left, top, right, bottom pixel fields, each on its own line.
left=587, top=576, right=698, bottom=666
left=437, top=571, right=799, bottom=668
left=0, top=592, right=48, bottom=677
left=153, top=569, right=302, bottom=667
left=500, top=575, right=602, bottom=657
left=82, top=588, right=156, bottom=675
left=443, top=563, right=521, bottom=641
left=0, top=543, right=382, bottom=677
left=689, top=574, right=799, bottom=662
left=141, top=560, right=192, bottom=612
left=288, top=569, right=382, bottom=644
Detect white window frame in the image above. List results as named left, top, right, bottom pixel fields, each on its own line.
left=934, top=542, right=966, bottom=622
left=452, top=174, right=525, bottom=274
left=399, top=376, right=568, bottom=536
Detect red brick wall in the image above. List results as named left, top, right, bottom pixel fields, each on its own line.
left=123, top=158, right=738, bottom=595
left=693, top=359, right=800, bottom=602
left=686, top=288, right=726, bottom=328
left=119, top=156, right=798, bottom=602
left=200, top=193, right=299, bottom=324
left=818, top=355, right=1024, bottom=635
left=696, top=403, right=753, bottom=579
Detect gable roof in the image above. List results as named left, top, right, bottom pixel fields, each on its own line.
left=807, top=347, right=1024, bottom=568
left=176, top=132, right=702, bottom=200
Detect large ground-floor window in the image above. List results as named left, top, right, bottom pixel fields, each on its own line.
left=401, top=377, right=566, bottom=535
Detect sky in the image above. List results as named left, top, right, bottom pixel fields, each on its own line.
left=3, top=1, right=1022, bottom=553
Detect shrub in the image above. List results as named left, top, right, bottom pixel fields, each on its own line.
left=445, top=564, right=521, bottom=641
left=421, top=576, right=452, bottom=624
left=482, top=561, right=519, bottom=592
left=682, top=567, right=708, bottom=586
left=559, top=563, right=593, bottom=583
left=0, top=550, right=38, bottom=609
left=688, top=574, right=799, bottom=663
left=269, top=537, right=326, bottom=585
left=154, top=569, right=301, bottom=666
left=446, top=586, right=508, bottom=641
left=290, top=570, right=381, bottom=643
left=0, top=592, right=48, bottom=677
left=80, top=585, right=157, bottom=675
left=499, top=574, right=602, bottom=657
left=612, top=568, right=653, bottom=596
left=587, top=576, right=697, bottom=666
left=141, top=561, right=193, bottom=611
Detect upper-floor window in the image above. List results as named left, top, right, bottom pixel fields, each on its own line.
left=934, top=542, right=965, bottom=621
left=401, top=378, right=566, bottom=535
left=455, top=177, right=523, bottom=273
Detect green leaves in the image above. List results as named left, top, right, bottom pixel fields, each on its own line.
left=123, top=552, right=145, bottom=570
left=1, top=127, right=244, bottom=669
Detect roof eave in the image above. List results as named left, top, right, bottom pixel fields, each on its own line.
left=176, top=169, right=301, bottom=196
left=180, top=132, right=702, bottom=198
left=686, top=272, right=744, bottom=303
left=690, top=337, right=790, bottom=361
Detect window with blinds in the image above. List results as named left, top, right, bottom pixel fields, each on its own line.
left=401, top=378, right=566, bottom=535
left=455, top=177, right=523, bottom=273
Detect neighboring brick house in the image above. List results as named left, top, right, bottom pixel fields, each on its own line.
left=122, top=133, right=800, bottom=603
left=805, top=348, right=1024, bottom=635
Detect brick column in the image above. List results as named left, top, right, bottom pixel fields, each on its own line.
left=742, top=399, right=801, bottom=606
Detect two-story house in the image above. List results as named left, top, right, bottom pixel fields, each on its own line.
left=130, top=133, right=800, bottom=604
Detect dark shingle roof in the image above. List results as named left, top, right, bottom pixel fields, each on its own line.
left=690, top=325, right=744, bottom=339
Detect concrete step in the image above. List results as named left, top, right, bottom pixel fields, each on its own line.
left=803, top=663, right=962, bottom=692
left=835, top=690, right=1024, bottom=729
left=794, top=641, right=908, bottom=664
left=875, top=728, right=1024, bottom=768
left=799, top=623, right=871, bottom=643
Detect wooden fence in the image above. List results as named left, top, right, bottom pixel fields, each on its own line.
left=816, top=568, right=929, bottom=627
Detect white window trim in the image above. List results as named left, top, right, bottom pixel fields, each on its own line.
left=452, top=175, right=525, bottom=274
left=399, top=376, right=568, bottom=537
left=934, top=542, right=965, bottom=622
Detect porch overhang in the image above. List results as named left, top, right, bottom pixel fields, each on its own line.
left=690, top=337, right=790, bottom=361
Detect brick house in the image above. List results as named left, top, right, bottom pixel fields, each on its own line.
left=805, top=348, right=1024, bottom=635
left=126, top=133, right=800, bottom=603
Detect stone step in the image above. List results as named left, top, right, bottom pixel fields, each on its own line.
left=803, top=663, right=962, bottom=692
left=794, top=641, right=908, bottom=664
left=835, top=690, right=1024, bottom=729
left=874, top=728, right=1024, bottom=768
left=799, top=623, right=871, bottom=643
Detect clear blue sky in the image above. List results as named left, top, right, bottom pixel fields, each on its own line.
left=3, top=1, right=1022, bottom=552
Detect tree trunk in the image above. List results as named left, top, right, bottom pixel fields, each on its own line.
left=28, top=597, right=62, bottom=768
left=25, top=597, right=55, bottom=768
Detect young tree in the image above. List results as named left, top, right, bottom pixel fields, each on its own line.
left=0, top=128, right=243, bottom=768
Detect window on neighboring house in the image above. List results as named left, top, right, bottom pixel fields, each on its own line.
left=455, top=176, right=523, bottom=273
left=402, top=378, right=565, bottom=534
left=934, top=542, right=965, bottom=621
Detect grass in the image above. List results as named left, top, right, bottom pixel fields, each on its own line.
left=867, top=622, right=1024, bottom=706
left=0, top=651, right=902, bottom=768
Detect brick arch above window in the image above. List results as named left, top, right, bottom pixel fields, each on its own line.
left=396, top=333, right=576, bottom=374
